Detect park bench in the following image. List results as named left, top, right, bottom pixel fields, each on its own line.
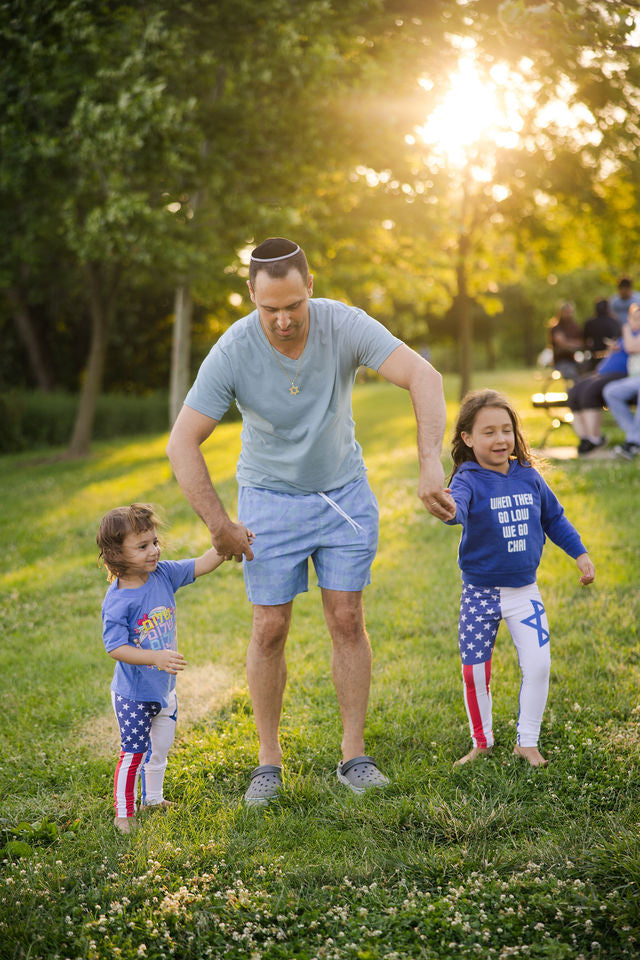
left=531, top=368, right=574, bottom=447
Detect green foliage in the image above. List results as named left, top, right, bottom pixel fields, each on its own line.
left=3, top=2, right=640, bottom=424
left=0, top=387, right=242, bottom=452
left=0, top=390, right=170, bottom=452
left=1, top=372, right=639, bottom=958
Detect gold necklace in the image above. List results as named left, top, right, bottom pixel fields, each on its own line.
left=268, top=341, right=304, bottom=395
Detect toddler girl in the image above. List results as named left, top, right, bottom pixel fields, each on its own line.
left=97, top=503, right=235, bottom=832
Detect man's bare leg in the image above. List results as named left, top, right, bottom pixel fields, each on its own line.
left=246, top=602, right=292, bottom=767
left=321, top=589, right=371, bottom=762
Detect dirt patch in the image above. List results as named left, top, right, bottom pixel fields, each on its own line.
left=81, top=663, right=244, bottom=757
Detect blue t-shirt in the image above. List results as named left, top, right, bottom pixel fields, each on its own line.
left=102, top=559, right=195, bottom=706
left=446, top=460, right=586, bottom=588
left=596, top=329, right=640, bottom=375
left=184, top=298, right=402, bottom=494
left=609, top=292, right=640, bottom=327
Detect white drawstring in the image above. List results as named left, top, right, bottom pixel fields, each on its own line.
left=317, top=492, right=364, bottom=534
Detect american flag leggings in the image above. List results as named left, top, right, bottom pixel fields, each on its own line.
left=458, top=582, right=551, bottom=749
left=111, top=690, right=178, bottom=816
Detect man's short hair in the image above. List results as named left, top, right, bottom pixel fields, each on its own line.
left=249, top=237, right=309, bottom=287
left=618, top=275, right=633, bottom=290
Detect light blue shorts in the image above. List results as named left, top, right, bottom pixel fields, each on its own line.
left=237, top=476, right=379, bottom=605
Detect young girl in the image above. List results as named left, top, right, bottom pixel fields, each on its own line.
left=444, top=390, right=595, bottom=768
left=97, top=504, right=244, bottom=833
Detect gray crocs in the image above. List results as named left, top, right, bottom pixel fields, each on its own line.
left=336, top=755, right=390, bottom=795
left=244, top=764, right=283, bottom=806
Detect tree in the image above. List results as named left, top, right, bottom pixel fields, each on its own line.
left=161, top=0, right=471, bottom=422
left=315, top=0, right=640, bottom=395
left=4, top=0, right=640, bottom=435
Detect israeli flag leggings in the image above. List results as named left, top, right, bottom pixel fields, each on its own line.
left=457, top=582, right=551, bottom=749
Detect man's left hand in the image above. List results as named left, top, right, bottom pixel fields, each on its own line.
left=418, top=459, right=456, bottom=521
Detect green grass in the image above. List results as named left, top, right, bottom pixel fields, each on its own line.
left=1, top=369, right=639, bottom=960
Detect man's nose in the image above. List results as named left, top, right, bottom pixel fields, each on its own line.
left=276, top=312, right=292, bottom=328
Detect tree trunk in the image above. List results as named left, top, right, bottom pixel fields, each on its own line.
left=522, top=305, right=536, bottom=367
left=456, top=167, right=474, bottom=400
left=457, top=232, right=473, bottom=400
left=486, top=328, right=496, bottom=370
left=67, top=263, right=118, bottom=457
left=169, top=283, right=193, bottom=427
left=7, top=285, right=54, bottom=391
left=167, top=126, right=212, bottom=428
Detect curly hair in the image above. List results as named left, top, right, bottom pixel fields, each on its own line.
left=96, top=503, right=162, bottom=582
left=449, top=389, right=534, bottom=482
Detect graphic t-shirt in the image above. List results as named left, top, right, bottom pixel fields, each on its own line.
left=184, top=298, right=402, bottom=494
left=101, top=559, right=195, bottom=706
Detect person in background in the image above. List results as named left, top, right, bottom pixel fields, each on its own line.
left=547, top=302, right=583, bottom=381
left=602, top=304, right=640, bottom=460
left=582, top=299, right=621, bottom=373
left=609, top=276, right=640, bottom=328
left=568, top=303, right=640, bottom=455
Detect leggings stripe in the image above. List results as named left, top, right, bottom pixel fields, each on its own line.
left=462, top=662, right=492, bottom=749
left=114, top=751, right=144, bottom=817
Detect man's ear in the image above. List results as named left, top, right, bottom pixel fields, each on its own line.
left=247, top=280, right=255, bottom=304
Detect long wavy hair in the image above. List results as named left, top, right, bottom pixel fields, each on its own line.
left=449, top=389, right=533, bottom=481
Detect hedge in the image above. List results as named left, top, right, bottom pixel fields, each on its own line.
left=0, top=391, right=242, bottom=454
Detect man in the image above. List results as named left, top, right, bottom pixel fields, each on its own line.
left=166, top=237, right=455, bottom=805
left=609, top=276, right=640, bottom=328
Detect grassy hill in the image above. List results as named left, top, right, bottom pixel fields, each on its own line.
left=1, top=370, right=639, bottom=959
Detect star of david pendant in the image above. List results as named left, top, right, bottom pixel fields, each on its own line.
left=289, top=384, right=300, bottom=395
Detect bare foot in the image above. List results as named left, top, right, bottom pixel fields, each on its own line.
left=114, top=815, right=137, bottom=834
left=453, top=746, right=492, bottom=767
left=140, top=799, right=175, bottom=811
left=513, top=745, right=548, bottom=767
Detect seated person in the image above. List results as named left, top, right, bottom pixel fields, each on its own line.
left=548, top=301, right=583, bottom=381
left=569, top=303, right=640, bottom=455
left=582, top=299, right=621, bottom=371
left=602, top=306, right=640, bottom=460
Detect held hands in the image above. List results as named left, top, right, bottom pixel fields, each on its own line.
left=194, top=537, right=253, bottom=577
left=212, top=521, right=256, bottom=563
left=153, top=649, right=187, bottom=674
left=576, top=552, right=595, bottom=585
left=418, top=458, right=457, bottom=521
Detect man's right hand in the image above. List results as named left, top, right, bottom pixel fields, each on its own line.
left=212, top=520, right=255, bottom=562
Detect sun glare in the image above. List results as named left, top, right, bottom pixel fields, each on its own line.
left=415, top=58, right=523, bottom=171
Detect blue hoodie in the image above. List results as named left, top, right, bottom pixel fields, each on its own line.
left=447, top=460, right=586, bottom=587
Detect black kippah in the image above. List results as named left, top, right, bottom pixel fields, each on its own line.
left=251, top=237, right=300, bottom=262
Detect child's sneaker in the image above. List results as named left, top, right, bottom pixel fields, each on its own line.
left=614, top=441, right=640, bottom=461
